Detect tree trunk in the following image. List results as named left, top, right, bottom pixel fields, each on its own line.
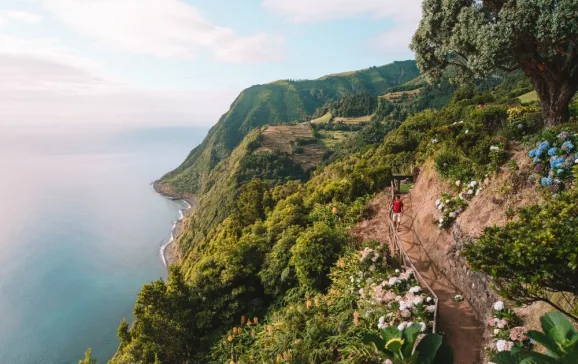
left=531, top=75, right=576, bottom=127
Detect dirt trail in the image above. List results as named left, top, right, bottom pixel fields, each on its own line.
left=352, top=193, right=483, bottom=364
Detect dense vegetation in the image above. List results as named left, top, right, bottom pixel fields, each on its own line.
left=411, top=0, right=578, bottom=126
left=87, top=61, right=578, bottom=363
left=159, top=61, right=420, bottom=195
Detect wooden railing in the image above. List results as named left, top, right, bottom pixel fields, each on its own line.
left=388, top=181, right=439, bottom=333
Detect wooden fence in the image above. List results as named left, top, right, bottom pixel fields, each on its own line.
left=388, top=181, right=439, bottom=333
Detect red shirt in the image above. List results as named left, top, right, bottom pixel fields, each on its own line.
left=392, top=200, right=403, bottom=213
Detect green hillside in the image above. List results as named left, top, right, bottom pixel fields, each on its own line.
left=158, top=60, right=420, bottom=195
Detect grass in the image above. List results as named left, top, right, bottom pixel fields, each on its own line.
left=311, top=112, right=333, bottom=124
left=518, top=90, right=538, bottom=103
left=318, top=130, right=356, bottom=149
left=332, top=115, right=373, bottom=124
left=399, top=183, right=414, bottom=194
left=381, top=88, right=423, bottom=101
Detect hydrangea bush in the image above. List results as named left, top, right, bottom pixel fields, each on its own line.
left=485, top=300, right=532, bottom=358
left=433, top=179, right=483, bottom=230
left=528, top=131, right=578, bottom=192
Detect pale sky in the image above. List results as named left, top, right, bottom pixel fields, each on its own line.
left=0, top=0, right=422, bottom=129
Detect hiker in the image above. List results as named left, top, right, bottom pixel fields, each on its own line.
left=391, top=195, right=403, bottom=230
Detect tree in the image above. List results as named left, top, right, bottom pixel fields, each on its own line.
left=117, top=318, right=130, bottom=349
left=79, top=348, right=96, bottom=364
left=463, top=190, right=578, bottom=321
left=411, top=0, right=578, bottom=126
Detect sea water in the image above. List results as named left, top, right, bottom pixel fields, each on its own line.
left=0, top=125, right=206, bottom=364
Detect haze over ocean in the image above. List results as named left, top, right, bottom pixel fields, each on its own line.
left=0, top=125, right=206, bottom=364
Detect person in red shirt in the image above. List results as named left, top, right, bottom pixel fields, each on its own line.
left=391, top=196, right=403, bottom=230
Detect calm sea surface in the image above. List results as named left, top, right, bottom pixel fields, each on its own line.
left=0, top=125, right=206, bottom=364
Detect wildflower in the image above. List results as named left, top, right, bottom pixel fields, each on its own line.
left=459, top=120, right=464, bottom=124
left=541, top=177, right=553, bottom=186
left=467, top=189, right=473, bottom=195
left=449, top=212, right=456, bottom=218
left=493, top=328, right=501, bottom=336
left=369, top=265, right=376, bottom=272
left=510, top=326, right=528, bottom=342
left=378, top=316, right=385, bottom=324
left=562, top=141, right=574, bottom=151
left=395, top=269, right=400, bottom=274
left=431, top=138, right=438, bottom=144
left=228, top=335, right=234, bottom=342
left=496, top=340, right=507, bottom=352
left=490, top=146, right=500, bottom=151
left=455, top=180, right=461, bottom=186
left=497, top=319, right=508, bottom=329
left=547, top=147, right=558, bottom=156
left=493, top=301, right=505, bottom=311
left=409, top=286, right=422, bottom=294
left=425, top=305, right=436, bottom=313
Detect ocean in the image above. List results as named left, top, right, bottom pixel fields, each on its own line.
left=0, top=125, right=206, bottom=364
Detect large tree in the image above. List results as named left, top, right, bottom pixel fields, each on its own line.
left=411, top=0, right=578, bottom=126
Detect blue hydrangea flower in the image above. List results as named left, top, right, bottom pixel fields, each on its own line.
left=538, top=141, right=550, bottom=152
left=547, top=147, right=558, bottom=156
left=562, top=141, right=574, bottom=151
left=533, top=157, right=541, bottom=163
left=541, top=177, right=553, bottom=186
left=529, top=149, right=537, bottom=158
left=556, top=169, right=565, bottom=175
left=550, top=157, right=566, bottom=169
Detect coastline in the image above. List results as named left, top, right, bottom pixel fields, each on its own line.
left=152, top=181, right=197, bottom=268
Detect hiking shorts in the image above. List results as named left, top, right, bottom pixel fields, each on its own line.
left=392, top=212, right=402, bottom=222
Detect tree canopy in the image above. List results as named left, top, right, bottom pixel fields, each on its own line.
left=411, top=0, right=578, bottom=126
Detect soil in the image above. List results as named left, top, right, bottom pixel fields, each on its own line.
left=352, top=192, right=484, bottom=364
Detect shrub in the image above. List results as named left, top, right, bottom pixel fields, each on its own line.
left=463, top=189, right=578, bottom=321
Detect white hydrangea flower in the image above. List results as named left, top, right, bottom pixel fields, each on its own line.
left=409, top=286, right=422, bottom=294
left=496, top=340, right=507, bottom=352
left=449, top=212, right=456, bottom=218
left=369, top=265, right=376, bottom=272
left=465, top=130, right=469, bottom=134
left=439, top=218, right=444, bottom=223
left=470, top=181, right=477, bottom=187
left=455, top=180, right=461, bottom=186
left=493, top=301, right=505, bottom=311
left=426, top=297, right=432, bottom=303
left=419, top=322, right=427, bottom=332
left=445, top=199, right=450, bottom=203
left=378, top=316, right=385, bottom=324
left=395, top=269, right=400, bottom=273
left=435, top=199, right=441, bottom=207
left=413, top=296, right=423, bottom=305
left=397, top=322, right=407, bottom=331
left=467, top=189, right=473, bottom=195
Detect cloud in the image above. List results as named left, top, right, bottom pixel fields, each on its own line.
left=0, top=16, right=4, bottom=26
left=0, top=35, right=239, bottom=128
left=41, top=0, right=284, bottom=63
left=6, top=10, right=43, bottom=23
left=262, top=0, right=421, bottom=55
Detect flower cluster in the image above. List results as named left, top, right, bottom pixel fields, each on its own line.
left=486, top=301, right=531, bottom=353
left=528, top=131, right=578, bottom=192
left=360, top=268, right=436, bottom=333
left=433, top=188, right=470, bottom=230
left=358, top=244, right=389, bottom=273
left=489, top=143, right=507, bottom=168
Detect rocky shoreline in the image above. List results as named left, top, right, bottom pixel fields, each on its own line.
left=152, top=181, right=197, bottom=267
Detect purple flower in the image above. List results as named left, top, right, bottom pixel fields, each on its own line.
left=558, top=131, right=570, bottom=140
left=533, top=164, right=544, bottom=172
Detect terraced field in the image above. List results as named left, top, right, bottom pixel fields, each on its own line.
left=381, top=87, right=423, bottom=101
left=254, top=124, right=327, bottom=170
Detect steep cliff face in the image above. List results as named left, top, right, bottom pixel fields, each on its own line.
left=409, top=146, right=543, bottom=322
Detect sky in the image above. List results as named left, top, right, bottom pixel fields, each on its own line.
left=0, top=0, right=422, bottom=129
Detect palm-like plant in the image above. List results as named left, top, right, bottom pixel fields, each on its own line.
left=363, top=324, right=453, bottom=364
left=492, top=312, right=578, bottom=363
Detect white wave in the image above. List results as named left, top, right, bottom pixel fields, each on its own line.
left=156, top=193, right=192, bottom=267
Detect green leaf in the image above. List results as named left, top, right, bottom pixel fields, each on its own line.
left=403, top=323, right=422, bottom=357
left=541, top=312, right=575, bottom=352
left=527, top=330, right=564, bottom=358
left=385, top=339, right=404, bottom=358
left=432, top=344, right=453, bottom=364
left=381, top=326, right=403, bottom=343
left=415, top=334, right=442, bottom=364
left=492, top=351, right=518, bottom=364
left=517, top=351, right=560, bottom=364
left=362, top=333, right=386, bottom=354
